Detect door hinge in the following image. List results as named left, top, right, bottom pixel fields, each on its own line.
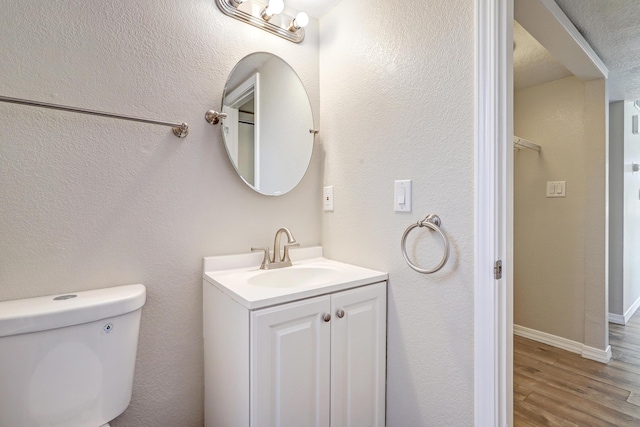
left=494, top=260, right=502, bottom=280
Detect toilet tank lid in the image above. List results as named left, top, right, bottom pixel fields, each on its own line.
left=0, top=284, right=146, bottom=338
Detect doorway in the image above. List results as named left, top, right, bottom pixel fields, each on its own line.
left=510, top=0, right=609, bottom=425
left=474, top=0, right=609, bottom=425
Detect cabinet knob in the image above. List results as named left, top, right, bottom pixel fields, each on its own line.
left=323, top=313, right=331, bottom=322
left=336, top=309, right=345, bottom=319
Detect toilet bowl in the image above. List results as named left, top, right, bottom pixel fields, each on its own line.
left=0, top=284, right=146, bottom=427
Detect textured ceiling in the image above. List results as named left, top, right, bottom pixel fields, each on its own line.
left=554, top=0, right=640, bottom=101
left=514, top=21, right=572, bottom=91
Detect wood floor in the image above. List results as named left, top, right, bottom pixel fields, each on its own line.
left=514, top=314, right=640, bottom=426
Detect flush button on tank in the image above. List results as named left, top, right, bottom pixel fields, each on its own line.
left=53, top=294, right=77, bottom=300
left=103, top=323, right=114, bottom=333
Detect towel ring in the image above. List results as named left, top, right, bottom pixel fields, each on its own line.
left=401, top=214, right=450, bottom=274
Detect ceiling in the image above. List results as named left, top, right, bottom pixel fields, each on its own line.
left=553, top=0, right=640, bottom=102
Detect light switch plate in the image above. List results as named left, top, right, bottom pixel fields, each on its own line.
left=546, top=181, right=566, bottom=198
left=394, top=180, right=412, bottom=212
left=323, top=186, right=334, bottom=211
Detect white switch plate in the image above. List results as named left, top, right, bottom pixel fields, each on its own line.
left=394, top=180, right=412, bottom=212
left=323, top=186, right=334, bottom=211
left=546, top=181, right=566, bottom=198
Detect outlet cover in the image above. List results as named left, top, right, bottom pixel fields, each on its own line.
left=323, top=186, right=334, bottom=211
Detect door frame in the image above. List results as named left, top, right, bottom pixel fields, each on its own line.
left=475, top=0, right=609, bottom=425
left=474, top=1, right=512, bottom=425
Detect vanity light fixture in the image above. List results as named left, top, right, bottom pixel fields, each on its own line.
left=215, top=0, right=307, bottom=43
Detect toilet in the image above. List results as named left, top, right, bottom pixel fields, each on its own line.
left=0, top=284, right=146, bottom=427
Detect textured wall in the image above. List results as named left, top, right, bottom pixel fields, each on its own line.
left=610, top=101, right=625, bottom=314
left=514, top=76, right=607, bottom=350
left=514, top=77, right=586, bottom=342
left=319, top=0, right=475, bottom=424
left=609, top=101, right=640, bottom=317
left=621, top=100, right=640, bottom=315
left=0, top=1, right=321, bottom=425
left=583, top=78, right=608, bottom=351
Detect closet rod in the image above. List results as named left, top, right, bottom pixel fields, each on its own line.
left=0, top=95, right=189, bottom=138
left=513, top=136, right=540, bottom=152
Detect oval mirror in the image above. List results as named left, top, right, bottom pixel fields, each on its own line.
left=221, top=52, right=315, bottom=196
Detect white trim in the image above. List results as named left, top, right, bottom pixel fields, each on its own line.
left=609, top=313, right=625, bottom=325
left=624, top=296, right=640, bottom=324
left=514, top=325, right=582, bottom=353
left=582, top=345, right=612, bottom=364
left=514, top=325, right=612, bottom=363
left=474, top=0, right=512, bottom=426
left=609, top=295, right=640, bottom=325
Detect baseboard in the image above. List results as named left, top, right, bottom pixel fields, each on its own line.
left=609, top=296, right=640, bottom=325
left=514, top=325, right=611, bottom=363
left=514, top=325, right=582, bottom=354
left=609, top=313, right=625, bottom=325
left=625, top=296, right=640, bottom=324
left=582, top=345, right=612, bottom=363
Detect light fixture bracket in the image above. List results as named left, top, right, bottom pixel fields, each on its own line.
left=215, top=0, right=305, bottom=43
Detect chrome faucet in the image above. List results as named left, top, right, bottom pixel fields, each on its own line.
left=251, top=227, right=300, bottom=270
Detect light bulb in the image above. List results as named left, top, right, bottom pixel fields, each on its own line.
left=261, top=0, right=284, bottom=21
left=288, top=11, right=309, bottom=31
left=267, top=0, right=285, bottom=14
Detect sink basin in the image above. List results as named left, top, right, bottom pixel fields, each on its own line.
left=247, top=266, right=341, bottom=288
left=203, top=246, right=388, bottom=309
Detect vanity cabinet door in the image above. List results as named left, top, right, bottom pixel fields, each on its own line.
left=251, top=295, right=331, bottom=427
left=330, top=282, right=387, bottom=427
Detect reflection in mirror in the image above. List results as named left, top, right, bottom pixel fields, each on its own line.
left=221, top=52, right=314, bottom=196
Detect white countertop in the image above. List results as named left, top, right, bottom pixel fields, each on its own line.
left=203, top=247, right=388, bottom=309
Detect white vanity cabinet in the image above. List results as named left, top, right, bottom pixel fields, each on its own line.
left=203, top=263, right=387, bottom=427
left=251, top=282, right=386, bottom=427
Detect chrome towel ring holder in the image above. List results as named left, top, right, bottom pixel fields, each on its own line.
left=401, top=214, right=450, bottom=274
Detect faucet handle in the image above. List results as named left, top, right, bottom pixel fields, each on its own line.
left=251, top=247, right=271, bottom=269
left=283, top=242, right=300, bottom=262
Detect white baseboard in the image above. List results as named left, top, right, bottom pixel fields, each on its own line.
left=609, top=295, right=640, bottom=325
left=609, top=313, right=625, bottom=325
left=514, top=324, right=611, bottom=363
left=582, top=345, right=612, bottom=363
left=514, top=324, right=581, bottom=353
left=625, top=296, right=640, bottom=324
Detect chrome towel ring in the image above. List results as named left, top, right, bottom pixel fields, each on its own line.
left=401, top=214, right=450, bottom=274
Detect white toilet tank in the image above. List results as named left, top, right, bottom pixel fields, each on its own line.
left=0, top=284, right=146, bottom=427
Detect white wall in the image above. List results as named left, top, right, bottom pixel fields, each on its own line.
left=0, top=1, right=321, bottom=425
left=319, top=0, right=475, bottom=424
left=583, top=79, right=608, bottom=352
left=610, top=102, right=625, bottom=314
left=514, top=77, right=587, bottom=342
left=514, top=76, right=608, bottom=350
left=609, top=101, right=640, bottom=319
